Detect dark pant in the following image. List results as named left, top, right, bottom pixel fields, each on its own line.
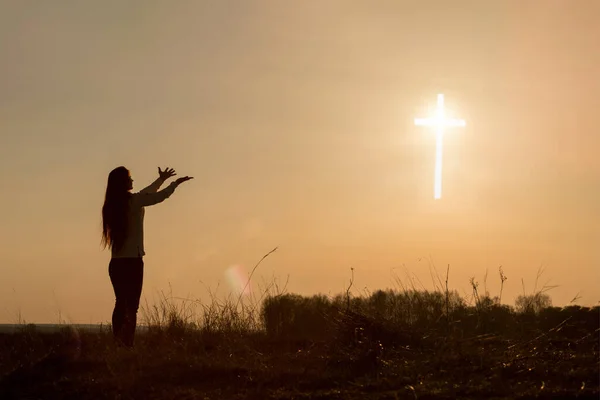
left=109, top=257, right=144, bottom=347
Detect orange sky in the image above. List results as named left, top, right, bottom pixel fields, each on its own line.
left=1, top=1, right=598, bottom=323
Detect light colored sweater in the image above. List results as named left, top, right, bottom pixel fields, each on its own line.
left=111, top=177, right=178, bottom=258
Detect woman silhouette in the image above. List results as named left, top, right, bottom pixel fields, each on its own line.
left=101, top=166, right=193, bottom=347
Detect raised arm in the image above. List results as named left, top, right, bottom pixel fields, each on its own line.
left=139, top=177, right=165, bottom=194
left=134, top=182, right=178, bottom=207
left=133, top=176, right=194, bottom=207
left=139, top=167, right=176, bottom=194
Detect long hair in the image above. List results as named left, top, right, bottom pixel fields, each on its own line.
left=101, top=166, right=131, bottom=252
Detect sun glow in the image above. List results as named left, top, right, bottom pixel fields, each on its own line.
left=414, top=94, right=466, bottom=199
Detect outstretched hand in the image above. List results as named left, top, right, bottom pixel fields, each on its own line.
left=159, top=167, right=176, bottom=180
left=175, top=176, right=194, bottom=185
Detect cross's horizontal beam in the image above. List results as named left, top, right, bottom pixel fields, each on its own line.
left=414, top=118, right=466, bottom=127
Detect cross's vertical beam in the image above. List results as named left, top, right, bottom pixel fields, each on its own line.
left=434, top=94, right=445, bottom=200
left=435, top=127, right=443, bottom=199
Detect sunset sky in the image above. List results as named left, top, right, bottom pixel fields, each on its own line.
left=1, top=1, right=598, bottom=324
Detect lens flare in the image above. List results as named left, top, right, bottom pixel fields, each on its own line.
left=225, top=264, right=251, bottom=296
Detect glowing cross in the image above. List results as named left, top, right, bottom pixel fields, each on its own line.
left=414, top=94, right=466, bottom=199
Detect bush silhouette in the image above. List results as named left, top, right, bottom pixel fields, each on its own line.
left=515, top=293, right=552, bottom=314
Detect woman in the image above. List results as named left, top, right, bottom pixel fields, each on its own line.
left=101, top=166, right=193, bottom=347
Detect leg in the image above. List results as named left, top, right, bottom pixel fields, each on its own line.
left=109, top=259, right=128, bottom=346
left=122, top=258, right=144, bottom=347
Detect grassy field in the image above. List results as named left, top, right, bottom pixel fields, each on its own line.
left=1, top=268, right=598, bottom=399
left=1, top=297, right=598, bottom=399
